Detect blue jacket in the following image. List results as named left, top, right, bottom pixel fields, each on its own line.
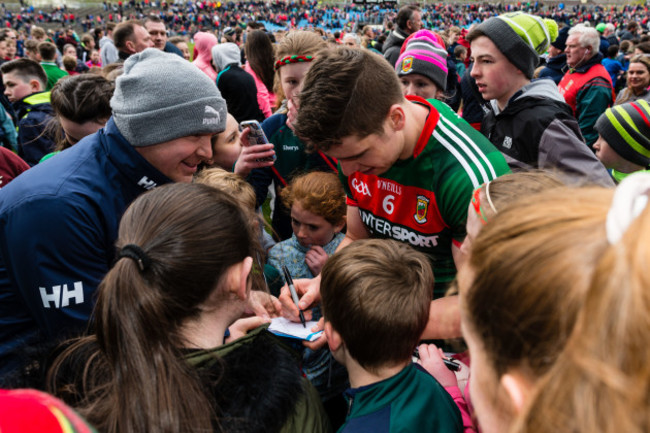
left=0, top=117, right=172, bottom=376
left=13, top=91, right=56, bottom=166
left=539, top=53, right=567, bottom=85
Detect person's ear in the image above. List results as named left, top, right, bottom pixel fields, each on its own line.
left=333, top=218, right=346, bottom=234
left=229, top=256, right=253, bottom=301
left=388, top=104, right=406, bottom=132
left=324, top=321, right=342, bottom=352
left=125, top=39, right=135, bottom=53
left=29, top=79, right=41, bottom=93
left=500, top=371, right=532, bottom=413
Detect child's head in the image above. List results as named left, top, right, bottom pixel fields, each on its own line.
left=606, top=43, right=619, bottom=59
left=321, top=239, right=433, bottom=372
left=0, top=58, right=47, bottom=102
left=24, top=39, right=41, bottom=61
left=62, top=55, right=77, bottom=73
left=294, top=46, right=404, bottom=155
left=594, top=100, right=650, bottom=172
left=462, top=171, right=564, bottom=255
left=459, top=185, right=614, bottom=433
left=395, top=29, right=448, bottom=100
left=37, top=41, right=57, bottom=62
left=194, top=167, right=256, bottom=212
left=466, top=12, right=558, bottom=107
left=280, top=171, right=346, bottom=247
left=274, top=30, right=326, bottom=105
left=454, top=44, right=467, bottom=60
left=89, top=48, right=101, bottom=63
left=208, top=113, right=241, bottom=170
left=50, top=74, right=114, bottom=149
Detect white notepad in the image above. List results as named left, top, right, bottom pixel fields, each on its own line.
left=268, top=317, right=324, bottom=342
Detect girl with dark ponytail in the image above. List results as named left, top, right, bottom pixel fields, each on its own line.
left=47, top=183, right=330, bottom=433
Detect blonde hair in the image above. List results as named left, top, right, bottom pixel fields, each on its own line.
left=193, top=167, right=256, bottom=211
left=513, top=204, right=650, bottom=433
left=273, top=30, right=327, bottom=108
left=464, top=186, right=614, bottom=378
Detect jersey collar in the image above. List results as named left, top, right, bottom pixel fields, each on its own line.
left=406, top=95, right=439, bottom=158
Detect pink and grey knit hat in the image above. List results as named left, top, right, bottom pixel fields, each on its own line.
left=395, top=30, right=448, bottom=91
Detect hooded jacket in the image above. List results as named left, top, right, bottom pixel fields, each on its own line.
left=482, top=79, right=614, bottom=186
left=12, top=91, right=56, bottom=166
left=213, top=43, right=264, bottom=123
left=192, top=32, right=218, bottom=82
left=382, top=27, right=409, bottom=67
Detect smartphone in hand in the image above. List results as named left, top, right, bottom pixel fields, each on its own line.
left=240, top=120, right=276, bottom=162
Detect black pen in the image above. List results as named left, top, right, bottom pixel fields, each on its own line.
left=282, top=265, right=306, bottom=328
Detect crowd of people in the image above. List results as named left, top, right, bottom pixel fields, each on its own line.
left=0, top=2, right=648, bottom=432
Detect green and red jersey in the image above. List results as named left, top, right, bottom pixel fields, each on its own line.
left=341, top=96, right=510, bottom=296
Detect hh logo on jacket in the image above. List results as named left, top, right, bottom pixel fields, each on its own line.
left=39, top=281, right=84, bottom=308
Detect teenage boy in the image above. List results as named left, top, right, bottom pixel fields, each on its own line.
left=320, top=239, right=462, bottom=433
left=466, top=12, right=613, bottom=186
left=282, top=46, right=510, bottom=339
left=593, top=100, right=650, bottom=183
left=0, top=58, right=55, bottom=165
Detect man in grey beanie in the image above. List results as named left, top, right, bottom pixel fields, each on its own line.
left=0, top=49, right=228, bottom=378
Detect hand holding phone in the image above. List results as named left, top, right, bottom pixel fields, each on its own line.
left=240, top=120, right=276, bottom=162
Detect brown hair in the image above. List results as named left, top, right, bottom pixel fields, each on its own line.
left=463, top=186, right=614, bottom=378
left=294, top=46, right=404, bottom=152
left=48, top=74, right=114, bottom=151
left=321, top=239, right=432, bottom=371
left=47, top=183, right=259, bottom=433
left=245, top=30, right=275, bottom=95
left=24, top=39, right=38, bottom=54
left=113, top=20, right=143, bottom=51
left=62, top=55, right=77, bottom=72
left=30, top=26, right=46, bottom=39
left=280, top=171, right=346, bottom=226
left=37, top=41, right=57, bottom=61
left=0, top=58, right=47, bottom=88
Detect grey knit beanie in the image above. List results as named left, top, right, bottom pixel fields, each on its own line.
left=467, top=12, right=558, bottom=79
left=111, top=48, right=227, bottom=147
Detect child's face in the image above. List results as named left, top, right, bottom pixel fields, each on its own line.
left=177, top=42, right=190, bottom=60
left=291, top=200, right=343, bottom=248
left=400, top=73, right=440, bottom=100
left=2, top=72, right=37, bottom=102
left=470, top=36, right=523, bottom=107
left=0, top=41, right=7, bottom=59
left=627, top=62, right=650, bottom=92
left=210, top=114, right=242, bottom=170
left=593, top=135, right=625, bottom=170
left=280, top=61, right=312, bottom=104
left=90, top=50, right=100, bottom=63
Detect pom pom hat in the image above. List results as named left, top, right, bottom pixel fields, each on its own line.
left=467, top=12, right=559, bottom=79
left=395, top=30, right=448, bottom=92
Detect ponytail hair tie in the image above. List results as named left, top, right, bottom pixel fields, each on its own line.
left=118, top=244, right=151, bottom=272
left=606, top=172, right=650, bottom=244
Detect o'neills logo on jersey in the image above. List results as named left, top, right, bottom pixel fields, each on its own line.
left=414, top=195, right=429, bottom=224
left=401, top=56, right=413, bottom=73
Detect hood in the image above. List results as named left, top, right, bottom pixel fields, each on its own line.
left=211, top=43, right=241, bottom=72
left=490, top=79, right=565, bottom=114
left=384, top=28, right=408, bottom=51
left=193, top=31, right=218, bottom=63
